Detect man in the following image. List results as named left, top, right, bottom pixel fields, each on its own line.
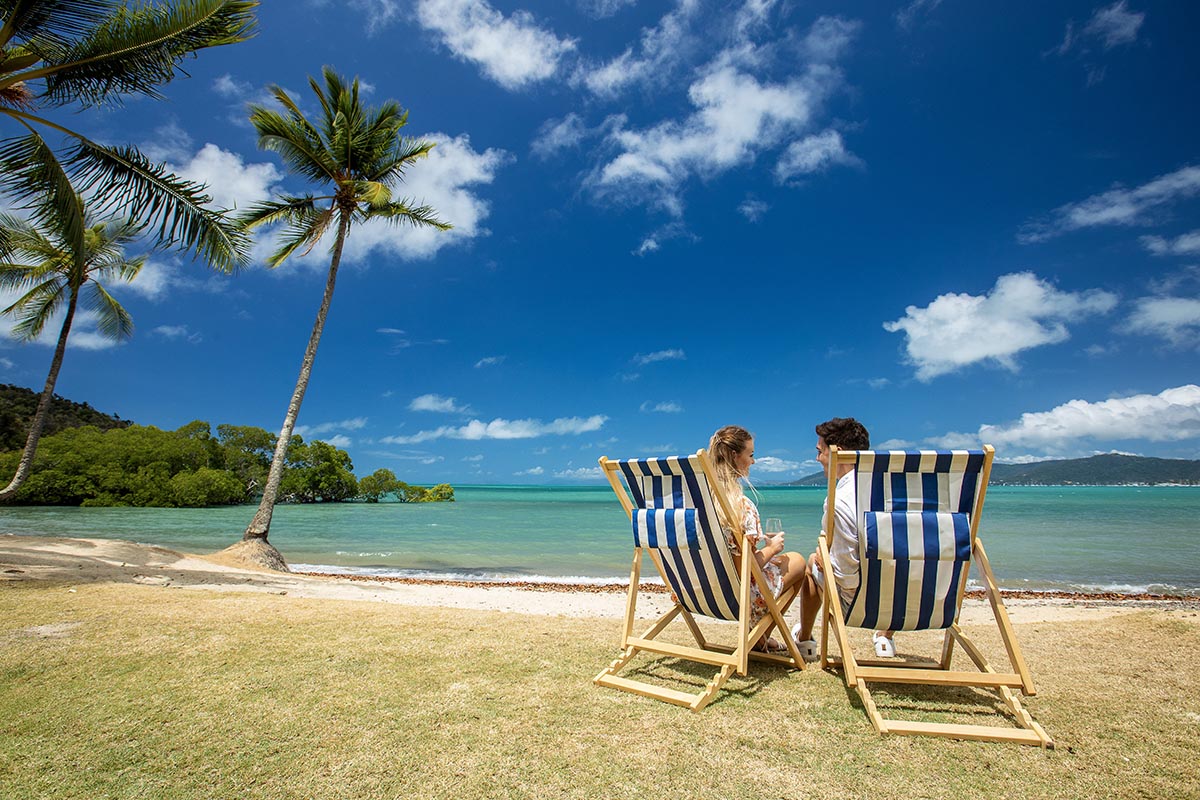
left=790, top=417, right=896, bottom=661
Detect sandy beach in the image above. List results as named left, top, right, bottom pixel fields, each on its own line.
left=3, top=534, right=1195, bottom=623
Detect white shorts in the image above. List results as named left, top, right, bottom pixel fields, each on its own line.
left=811, top=561, right=855, bottom=618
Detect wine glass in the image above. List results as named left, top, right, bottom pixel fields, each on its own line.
left=764, top=517, right=783, bottom=546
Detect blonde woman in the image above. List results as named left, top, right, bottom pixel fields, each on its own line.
left=708, top=425, right=808, bottom=652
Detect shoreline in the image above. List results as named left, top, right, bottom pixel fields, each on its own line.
left=293, top=569, right=1199, bottom=602
left=3, top=535, right=1198, bottom=620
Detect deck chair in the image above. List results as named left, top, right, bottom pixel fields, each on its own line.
left=816, top=445, right=1052, bottom=746
left=594, top=450, right=805, bottom=711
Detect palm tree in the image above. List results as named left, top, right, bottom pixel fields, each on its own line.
left=0, top=0, right=258, bottom=270
left=234, top=67, right=449, bottom=566
left=0, top=194, right=144, bottom=500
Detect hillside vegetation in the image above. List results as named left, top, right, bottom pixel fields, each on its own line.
left=0, top=384, right=129, bottom=451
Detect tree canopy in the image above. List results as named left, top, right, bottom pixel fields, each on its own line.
left=0, top=419, right=454, bottom=507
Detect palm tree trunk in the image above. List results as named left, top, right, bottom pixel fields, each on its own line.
left=0, top=288, right=78, bottom=502
left=243, top=212, right=351, bottom=541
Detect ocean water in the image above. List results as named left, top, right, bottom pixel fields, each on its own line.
left=1, top=485, right=1196, bottom=596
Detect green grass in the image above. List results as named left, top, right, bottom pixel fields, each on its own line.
left=1, top=582, right=1197, bottom=799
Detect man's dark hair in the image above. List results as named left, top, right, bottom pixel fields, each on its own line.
left=815, top=417, right=870, bottom=450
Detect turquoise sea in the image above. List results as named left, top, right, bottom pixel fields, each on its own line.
left=1, top=485, right=1197, bottom=596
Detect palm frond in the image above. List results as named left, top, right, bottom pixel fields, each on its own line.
left=64, top=138, right=249, bottom=271
left=354, top=180, right=391, bottom=208
left=266, top=206, right=336, bottom=268
left=372, top=137, right=437, bottom=184
left=247, top=104, right=337, bottom=183
left=366, top=199, right=452, bottom=231
left=92, top=247, right=145, bottom=284
left=237, top=195, right=318, bottom=229
left=28, top=1, right=258, bottom=108
left=5, top=279, right=67, bottom=341
left=0, top=0, right=111, bottom=52
left=0, top=131, right=87, bottom=271
left=83, top=280, right=133, bottom=341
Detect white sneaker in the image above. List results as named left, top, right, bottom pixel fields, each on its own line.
left=873, top=632, right=895, bottom=658
left=790, top=623, right=820, bottom=663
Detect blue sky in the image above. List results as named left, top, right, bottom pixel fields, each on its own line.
left=4, top=0, right=1200, bottom=484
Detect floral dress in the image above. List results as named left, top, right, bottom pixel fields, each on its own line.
left=723, top=494, right=784, bottom=629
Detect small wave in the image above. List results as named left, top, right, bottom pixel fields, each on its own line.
left=967, top=577, right=1196, bottom=596
left=333, top=551, right=395, bottom=558
left=290, top=562, right=662, bottom=587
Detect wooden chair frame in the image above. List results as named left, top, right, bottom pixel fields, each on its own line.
left=818, top=445, right=1053, bottom=747
left=594, top=449, right=805, bottom=712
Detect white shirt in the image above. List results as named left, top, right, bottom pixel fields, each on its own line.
left=822, top=469, right=860, bottom=591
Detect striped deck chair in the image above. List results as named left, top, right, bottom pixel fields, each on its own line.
left=817, top=445, right=1053, bottom=747
left=594, top=450, right=805, bottom=711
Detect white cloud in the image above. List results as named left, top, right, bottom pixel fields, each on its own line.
left=739, top=196, right=768, bottom=221
left=474, top=355, right=505, bottom=368
left=294, top=417, right=369, bottom=439
left=462, top=454, right=484, bottom=462
left=1083, top=1, right=1145, bottom=49
left=0, top=357, right=14, bottom=369
left=1054, top=1, right=1144, bottom=57
left=169, top=143, right=283, bottom=213
left=212, top=73, right=253, bottom=99
left=1122, top=296, right=1200, bottom=346
left=555, top=466, right=604, bottom=479
left=531, top=113, right=587, bottom=160
left=338, top=133, right=510, bottom=263
left=416, top=0, right=576, bottom=90
left=933, top=385, right=1200, bottom=453
left=634, top=348, right=686, bottom=365
left=141, top=121, right=195, bottom=164
left=515, top=466, right=545, bottom=476
left=640, top=401, right=683, bottom=413
left=1141, top=230, right=1200, bottom=257
left=895, top=0, right=943, bottom=31
left=1019, top=165, right=1200, bottom=242
left=587, top=18, right=852, bottom=215
left=123, top=259, right=175, bottom=301
left=574, top=0, right=698, bottom=98
left=382, top=415, right=607, bottom=444
left=151, top=324, right=202, bottom=343
left=883, top=272, right=1118, bottom=380
left=753, top=456, right=800, bottom=473
left=634, top=237, right=660, bottom=256
left=775, top=129, right=861, bottom=181
left=409, top=393, right=473, bottom=413
left=347, top=0, right=402, bottom=33
left=876, top=438, right=917, bottom=450
left=577, top=0, right=636, bottom=19
left=321, top=434, right=354, bottom=449
left=800, top=16, right=861, bottom=62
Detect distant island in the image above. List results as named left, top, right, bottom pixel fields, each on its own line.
left=785, top=453, right=1200, bottom=487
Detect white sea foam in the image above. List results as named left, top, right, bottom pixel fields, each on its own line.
left=291, top=562, right=661, bottom=587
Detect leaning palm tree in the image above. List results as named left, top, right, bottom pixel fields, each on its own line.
left=233, top=67, right=450, bottom=567
left=0, top=0, right=257, bottom=270
left=0, top=195, right=144, bottom=500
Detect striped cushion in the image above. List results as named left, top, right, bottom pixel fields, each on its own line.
left=856, top=450, right=986, bottom=514
left=633, top=508, right=700, bottom=549
left=845, top=511, right=971, bottom=631
left=617, top=457, right=740, bottom=621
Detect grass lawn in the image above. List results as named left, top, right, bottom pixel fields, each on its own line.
left=1, top=581, right=1197, bottom=799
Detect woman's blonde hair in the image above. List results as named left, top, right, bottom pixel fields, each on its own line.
left=708, top=425, right=753, bottom=530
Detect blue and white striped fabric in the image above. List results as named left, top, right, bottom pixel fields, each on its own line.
left=619, top=457, right=741, bottom=621
left=844, top=450, right=986, bottom=632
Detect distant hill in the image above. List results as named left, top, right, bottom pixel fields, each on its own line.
left=786, top=453, right=1200, bottom=486
left=0, top=384, right=130, bottom=452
